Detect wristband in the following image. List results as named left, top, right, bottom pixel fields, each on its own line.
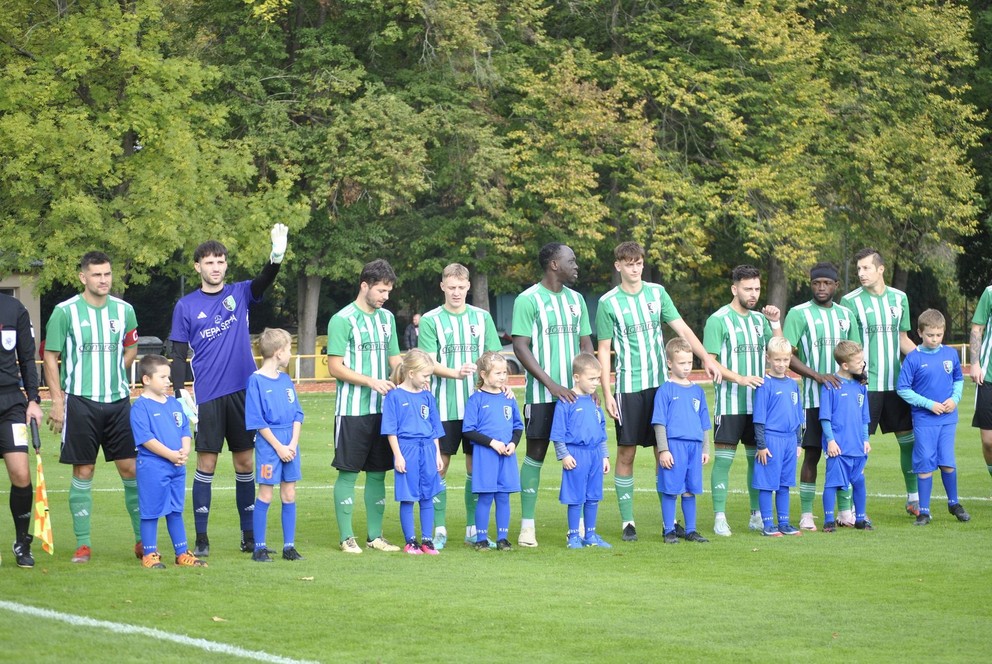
left=770, top=321, right=781, bottom=330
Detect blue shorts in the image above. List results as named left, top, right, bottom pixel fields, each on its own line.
left=136, top=456, right=185, bottom=519
left=394, top=438, right=442, bottom=502
left=751, top=432, right=798, bottom=491
left=912, top=423, right=956, bottom=473
left=824, top=454, right=867, bottom=489
left=559, top=445, right=604, bottom=505
left=656, top=438, right=704, bottom=496
left=472, top=446, right=521, bottom=494
left=256, top=435, right=302, bottom=485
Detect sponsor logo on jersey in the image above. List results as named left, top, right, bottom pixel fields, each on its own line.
left=442, top=344, right=479, bottom=353
left=82, top=343, right=118, bottom=352
left=223, top=295, right=236, bottom=312
left=173, top=411, right=183, bottom=427
left=420, top=404, right=429, bottom=420
left=734, top=344, right=765, bottom=353
left=108, top=319, right=121, bottom=334
left=359, top=342, right=389, bottom=351
left=503, top=405, right=512, bottom=420
left=867, top=324, right=898, bottom=334
left=943, top=360, right=953, bottom=374
left=546, top=324, right=579, bottom=335
left=625, top=321, right=660, bottom=334
left=287, top=388, right=296, bottom=403
left=1, top=330, right=15, bottom=351
left=200, top=313, right=239, bottom=341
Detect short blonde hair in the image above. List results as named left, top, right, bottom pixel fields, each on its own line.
left=572, top=352, right=601, bottom=376
left=257, top=328, right=292, bottom=359
left=475, top=351, right=507, bottom=390
left=391, top=348, right=435, bottom=384
left=765, top=336, right=793, bottom=356
left=834, top=340, right=863, bottom=365
left=665, top=337, right=692, bottom=359
left=917, top=309, right=945, bottom=332
left=442, top=263, right=470, bottom=281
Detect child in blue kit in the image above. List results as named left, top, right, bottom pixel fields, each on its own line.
left=382, top=349, right=445, bottom=555
left=245, top=328, right=305, bottom=562
left=652, top=338, right=711, bottom=544
left=819, top=340, right=872, bottom=532
left=130, top=354, right=205, bottom=568
left=897, top=309, right=970, bottom=526
left=753, top=337, right=804, bottom=537
left=462, top=352, right=523, bottom=551
left=552, top=352, right=611, bottom=549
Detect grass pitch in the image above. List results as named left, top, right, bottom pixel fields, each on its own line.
left=1, top=386, right=990, bottom=663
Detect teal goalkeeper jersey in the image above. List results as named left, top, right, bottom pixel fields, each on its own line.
left=841, top=286, right=910, bottom=392
left=45, top=294, right=138, bottom=403
left=418, top=304, right=502, bottom=421
left=596, top=282, right=680, bottom=392
left=327, top=303, right=400, bottom=416
left=783, top=300, right=860, bottom=408
left=971, top=286, right=992, bottom=382
left=703, top=305, right=772, bottom=416
left=511, top=283, right=591, bottom=405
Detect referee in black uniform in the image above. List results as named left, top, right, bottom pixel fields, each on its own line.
left=0, top=292, right=43, bottom=568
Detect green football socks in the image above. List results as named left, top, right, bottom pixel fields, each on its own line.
left=519, top=457, right=543, bottom=520
left=365, top=471, right=386, bottom=539
left=434, top=476, right=447, bottom=529
left=799, top=481, right=816, bottom=514
left=615, top=474, right=635, bottom=524
left=69, top=476, right=93, bottom=547
left=333, top=470, right=358, bottom=541
left=711, top=448, right=735, bottom=514
left=744, top=447, right=759, bottom=512
left=896, top=432, right=918, bottom=493
left=464, top=473, right=477, bottom=528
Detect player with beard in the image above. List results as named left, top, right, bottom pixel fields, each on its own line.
left=703, top=265, right=782, bottom=537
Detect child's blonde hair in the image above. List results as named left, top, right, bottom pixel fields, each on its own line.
left=917, top=308, right=945, bottom=332
left=256, top=328, right=292, bottom=359
left=834, top=340, right=863, bottom=365
left=765, top=336, right=792, bottom=356
left=475, top=351, right=508, bottom=390
left=572, top=352, right=601, bottom=375
left=391, top=348, right=435, bottom=384
left=665, top=337, right=692, bottom=359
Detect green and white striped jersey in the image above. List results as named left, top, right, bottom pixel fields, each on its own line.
left=783, top=300, right=860, bottom=408
left=327, top=303, right=400, bottom=416
left=511, top=283, right=591, bottom=405
left=45, top=295, right=138, bottom=403
left=596, top=283, right=680, bottom=393
left=703, top=305, right=771, bottom=416
left=840, top=286, right=910, bottom=392
left=970, top=286, right=992, bottom=382
left=418, top=304, right=501, bottom=421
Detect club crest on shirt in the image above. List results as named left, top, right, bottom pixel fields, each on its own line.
left=173, top=411, right=183, bottom=427
left=752, top=322, right=764, bottom=336
left=470, top=324, right=480, bottom=337
left=503, top=405, right=512, bottom=421
left=646, top=301, right=658, bottom=315
left=888, top=305, right=901, bottom=319
left=692, top=398, right=700, bottom=412
left=287, top=388, right=296, bottom=403
left=420, top=404, right=429, bottom=420
left=943, top=360, right=953, bottom=374
left=380, top=323, right=391, bottom=339
left=223, top=295, right=236, bottom=312
left=857, top=394, right=865, bottom=407
left=1, top=330, right=15, bottom=351
left=568, top=304, right=579, bottom=318
left=596, top=408, right=603, bottom=423
left=791, top=392, right=799, bottom=406
left=838, top=319, right=849, bottom=333
left=108, top=319, right=121, bottom=334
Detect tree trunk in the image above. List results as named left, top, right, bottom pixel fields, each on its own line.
left=297, top=273, right=321, bottom=379
left=472, top=271, right=490, bottom=311
left=766, top=255, right=788, bottom=314
left=891, top=264, right=909, bottom=293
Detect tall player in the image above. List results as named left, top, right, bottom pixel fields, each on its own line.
left=327, top=259, right=403, bottom=554
left=44, top=251, right=141, bottom=563
left=596, top=241, right=720, bottom=541
left=968, top=282, right=992, bottom=486
left=513, top=243, right=593, bottom=548
left=841, top=248, right=919, bottom=516
left=783, top=262, right=860, bottom=530
left=418, top=263, right=503, bottom=548
left=169, top=224, right=289, bottom=556
left=704, top=265, right=782, bottom=537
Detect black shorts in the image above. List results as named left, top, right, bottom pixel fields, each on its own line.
left=523, top=402, right=556, bottom=443
left=868, top=390, right=913, bottom=435
left=195, top=390, right=255, bottom=454
left=614, top=388, right=657, bottom=447
left=332, top=414, right=394, bottom=473
left=59, top=395, right=136, bottom=465
left=713, top=413, right=755, bottom=447
left=439, top=419, right=471, bottom=456
left=802, top=408, right=823, bottom=449
left=0, top=390, right=28, bottom=455
left=972, top=382, right=992, bottom=430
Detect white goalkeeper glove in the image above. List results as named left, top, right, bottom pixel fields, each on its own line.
left=270, top=223, right=288, bottom=264
left=179, top=389, right=199, bottom=426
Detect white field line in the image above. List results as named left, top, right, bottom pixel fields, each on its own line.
left=0, top=600, right=320, bottom=664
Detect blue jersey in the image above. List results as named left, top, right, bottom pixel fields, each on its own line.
left=130, top=394, right=190, bottom=460
left=897, top=345, right=963, bottom=426
left=650, top=381, right=710, bottom=443
left=170, top=280, right=261, bottom=404
left=463, top=389, right=524, bottom=444
left=381, top=387, right=445, bottom=442
left=819, top=377, right=869, bottom=457
left=753, top=375, right=803, bottom=435
left=245, top=371, right=304, bottom=443
left=550, top=395, right=608, bottom=457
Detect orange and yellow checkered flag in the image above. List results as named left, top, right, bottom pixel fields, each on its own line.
left=31, top=421, right=53, bottom=555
